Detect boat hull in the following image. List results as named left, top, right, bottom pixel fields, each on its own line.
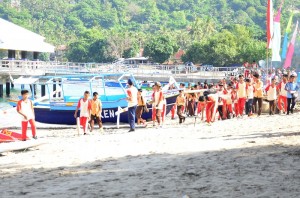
left=33, top=95, right=177, bottom=125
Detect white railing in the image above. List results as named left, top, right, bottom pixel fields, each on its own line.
left=0, top=59, right=243, bottom=79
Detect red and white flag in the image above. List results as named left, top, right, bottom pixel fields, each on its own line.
left=267, top=0, right=274, bottom=49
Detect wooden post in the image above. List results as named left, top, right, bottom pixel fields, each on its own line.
left=0, top=84, right=3, bottom=98
left=41, top=85, right=46, bottom=97
left=5, top=82, right=10, bottom=97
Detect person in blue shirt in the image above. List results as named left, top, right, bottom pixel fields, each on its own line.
left=285, top=73, right=299, bottom=115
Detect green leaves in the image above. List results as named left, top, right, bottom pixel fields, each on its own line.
left=144, top=35, right=179, bottom=63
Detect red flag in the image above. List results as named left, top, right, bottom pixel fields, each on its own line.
left=267, top=0, right=274, bottom=49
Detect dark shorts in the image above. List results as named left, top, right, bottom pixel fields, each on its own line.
left=91, top=114, right=101, bottom=122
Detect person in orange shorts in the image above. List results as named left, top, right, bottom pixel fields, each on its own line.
left=204, top=93, right=218, bottom=125
left=17, top=90, right=37, bottom=141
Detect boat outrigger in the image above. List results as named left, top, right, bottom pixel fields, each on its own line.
left=8, top=73, right=179, bottom=125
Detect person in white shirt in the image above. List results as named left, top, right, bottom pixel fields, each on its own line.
left=265, top=78, right=277, bottom=115
left=126, top=79, right=138, bottom=132
left=236, top=75, right=247, bottom=117
left=17, top=90, right=37, bottom=141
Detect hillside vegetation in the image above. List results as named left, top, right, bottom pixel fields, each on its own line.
left=0, top=0, right=299, bottom=65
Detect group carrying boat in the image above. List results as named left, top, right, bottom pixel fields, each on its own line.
left=8, top=73, right=180, bottom=125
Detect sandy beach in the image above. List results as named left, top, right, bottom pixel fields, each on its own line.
left=0, top=112, right=300, bottom=198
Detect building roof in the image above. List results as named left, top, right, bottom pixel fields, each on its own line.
left=0, top=18, right=55, bottom=53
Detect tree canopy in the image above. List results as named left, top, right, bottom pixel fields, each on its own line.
left=0, top=0, right=299, bottom=65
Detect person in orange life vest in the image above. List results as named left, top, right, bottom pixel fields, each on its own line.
left=126, top=79, right=138, bottom=132
left=151, top=85, right=157, bottom=126
left=277, top=73, right=288, bottom=114
left=252, top=73, right=264, bottom=116
left=216, top=84, right=227, bottom=120
left=176, top=90, right=186, bottom=124
left=231, top=86, right=239, bottom=117
left=204, top=93, right=218, bottom=125
left=245, top=78, right=254, bottom=116
left=17, top=90, right=37, bottom=141
left=265, top=78, right=277, bottom=115
left=90, top=92, right=103, bottom=133
left=74, top=91, right=91, bottom=135
left=236, top=75, right=247, bottom=117
left=153, top=82, right=164, bottom=127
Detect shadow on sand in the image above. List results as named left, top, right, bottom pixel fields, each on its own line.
left=1, top=144, right=300, bottom=198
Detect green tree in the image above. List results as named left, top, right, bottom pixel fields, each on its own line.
left=144, top=35, right=179, bottom=63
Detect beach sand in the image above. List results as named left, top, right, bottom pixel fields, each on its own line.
left=0, top=113, right=300, bottom=197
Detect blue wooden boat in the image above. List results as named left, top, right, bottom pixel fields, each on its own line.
left=8, top=74, right=179, bottom=125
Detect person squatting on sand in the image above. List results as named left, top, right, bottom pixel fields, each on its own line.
left=74, top=91, right=91, bottom=135
left=136, top=88, right=147, bottom=126
left=17, top=90, right=37, bottom=141
left=126, top=79, right=138, bottom=132
left=90, top=92, right=103, bottom=133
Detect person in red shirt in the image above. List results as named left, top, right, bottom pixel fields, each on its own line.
left=204, top=93, right=218, bottom=125
left=17, top=90, right=37, bottom=141
left=74, top=91, right=91, bottom=135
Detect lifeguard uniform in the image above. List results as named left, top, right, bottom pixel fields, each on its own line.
left=277, top=80, right=288, bottom=113
left=236, top=82, right=247, bottom=116
left=77, top=98, right=91, bottom=133
left=17, top=99, right=36, bottom=141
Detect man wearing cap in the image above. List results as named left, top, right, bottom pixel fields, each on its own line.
left=277, top=73, right=288, bottom=114
left=153, top=81, right=164, bottom=127
left=285, top=73, right=299, bottom=115
left=252, top=73, right=264, bottom=116
left=126, top=79, right=138, bottom=132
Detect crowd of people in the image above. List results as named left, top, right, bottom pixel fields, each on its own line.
left=16, top=69, right=299, bottom=138
left=171, top=70, right=299, bottom=125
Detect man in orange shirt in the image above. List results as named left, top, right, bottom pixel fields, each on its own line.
left=252, top=73, right=264, bottom=116
left=90, top=92, right=103, bottom=133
